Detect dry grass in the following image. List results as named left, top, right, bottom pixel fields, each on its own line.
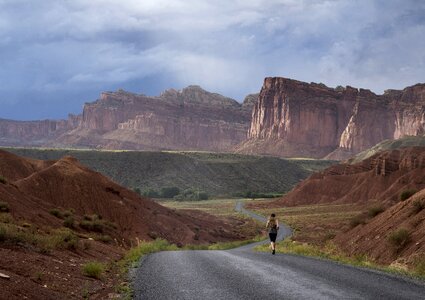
left=160, top=198, right=242, bottom=217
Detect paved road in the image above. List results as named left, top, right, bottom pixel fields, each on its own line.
left=132, top=201, right=425, bottom=299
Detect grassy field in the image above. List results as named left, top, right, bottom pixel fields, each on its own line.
left=159, top=198, right=245, bottom=217
left=1, top=147, right=335, bottom=197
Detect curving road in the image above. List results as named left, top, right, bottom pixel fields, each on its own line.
left=132, top=201, right=425, bottom=299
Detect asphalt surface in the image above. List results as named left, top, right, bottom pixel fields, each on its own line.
left=132, top=201, right=425, bottom=300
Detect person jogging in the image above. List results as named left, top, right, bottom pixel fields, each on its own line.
left=266, top=213, right=279, bottom=254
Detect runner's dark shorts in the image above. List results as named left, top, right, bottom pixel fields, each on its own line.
left=269, top=233, right=277, bottom=242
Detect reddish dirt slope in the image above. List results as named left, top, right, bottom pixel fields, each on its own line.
left=1, top=150, right=251, bottom=245
left=0, top=149, right=53, bottom=181
left=335, top=189, right=425, bottom=266
left=0, top=150, right=256, bottom=299
left=271, top=147, right=425, bottom=207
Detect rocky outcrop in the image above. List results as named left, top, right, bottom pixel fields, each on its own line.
left=0, top=115, right=80, bottom=146
left=237, top=77, right=425, bottom=159
left=269, top=147, right=425, bottom=206
left=56, top=86, right=252, bottom=151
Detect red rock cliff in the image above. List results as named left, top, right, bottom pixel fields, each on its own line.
left=237, top=77, right=425, bottom=159
left=57, top=86, right=252, bottom=151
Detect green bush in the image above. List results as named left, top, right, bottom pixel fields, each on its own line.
left=388, top=228, right=411, bottom=250
left=412, top=199, right=425, bottom=214
left=63, top=216, right=75, bottom=228
left=54, top=229, right=79, bottom=250
left=414, top=256, right=425, bottom=276
left=0, top=176, right=7, bottom=184
left=79, top=220, right=104, bottom=233
left=49, top=208, right=62, bottom=218
left=0, top=202, right=10, bottom=213
left=160, top=187, right=180, bottom=198
left=367, top=205, right=385, bottom=218
left=400, top=189, right=417, bottom=201
left=174, top=188, right=209, bottom=201
left=142, top=188, right=160, bottom=198
left=82, top=261, right=105, bottom=279
left=133, top=187, right=141, bottom=195
left=94, top=235, right=112, bottom=243
left=349, top=214, right=367, bottom=228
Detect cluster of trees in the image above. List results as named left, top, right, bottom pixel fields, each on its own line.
left=232, top=191, right=283, bottom=199
left=133, top=186, right=209, bottom=201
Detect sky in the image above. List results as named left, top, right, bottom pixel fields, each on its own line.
left=0, top=0, right=424, bottom=120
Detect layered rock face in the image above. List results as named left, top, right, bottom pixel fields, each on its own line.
left=0, top=115, right=80, bottom=146
left=270, top=147, right=425, bottom=206
left=56, top=86, right=252, bottom=151
left=237, top=77, right=425, bottom=159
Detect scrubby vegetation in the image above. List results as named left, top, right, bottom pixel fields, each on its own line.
left=0, top=201, right=10, bottom=213
left=388, top=228, right=411, bottom=250
left=63, top=216, right=75, bottom=228
left=400, top=189, right=417, bottom=201
left=2, top=148, right=335, bottom=197
left=0, top=222, right=79, bottom=252
left=0, top=175, right=7, bottom=184
left=82, top=261, right=105, bottom=279
left=412, top=199, right=425, bottom=213
left=79, top=214, right=116, bottom=233
left=367, top=205, right=385, bottom=218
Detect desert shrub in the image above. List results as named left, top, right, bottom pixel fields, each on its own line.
left=94, top=235, right=112, bottom=243
left=133, top=187, right=141, bottom=195
left=198, top=191, right=209, bottom=200
left=160, top=187, right=180, bottom=198
left=79, top=220, right=104, bottom=232
left=50, top=229, right=79, bottom=250
left=63, top=216, right=75, bottom=228
left=142, top=188, right=160, bottom=198
left=412, top=199, right=425, bottom=214
left=349, top=214, right=367, bottom=228
left=0, top=176, right=7, bottom=184
left=387, top=228, right=411, bottom=250
left=400, top=189, right=417, bottom=201
left=0, top=201, right=10, bottom=213
left=367, top=205, right=385, bottom=218
left=49, top=208, right=62, bottom=218
left=414, top=256, right=425, bottom=276
left=62, top=210, right=73, bottom=218
left=82, top=261, right=105, bottom=279
left=0, top=225, right=6, bottom=241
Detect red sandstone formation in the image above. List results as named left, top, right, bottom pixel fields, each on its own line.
left=268, top=147, right=425, bottom=207
left=0, top=86, right=252, bottom=151
left=0, top=149, right=250, bottom=244
left=237, top=77, right=425, bottom=159
left=335, top=188, right=425, bottom=266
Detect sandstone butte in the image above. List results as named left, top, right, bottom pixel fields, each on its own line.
left=237, top=77, right=425, bottom=159
left=1, top=78, right=424, bottom=159
left=0, top=86, right=255, bottom=152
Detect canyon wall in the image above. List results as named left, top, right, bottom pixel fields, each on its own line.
left=237, top=77, right=425, bottom=159
left=55, top=86, right=253, bottom=151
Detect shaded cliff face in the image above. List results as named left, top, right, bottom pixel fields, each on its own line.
left=237, top=77, right=425, bottom=159
left=56, top=86, right=251, bottom=151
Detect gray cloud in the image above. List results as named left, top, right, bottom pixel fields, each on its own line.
left=0, top=0, right=424, bottom=119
